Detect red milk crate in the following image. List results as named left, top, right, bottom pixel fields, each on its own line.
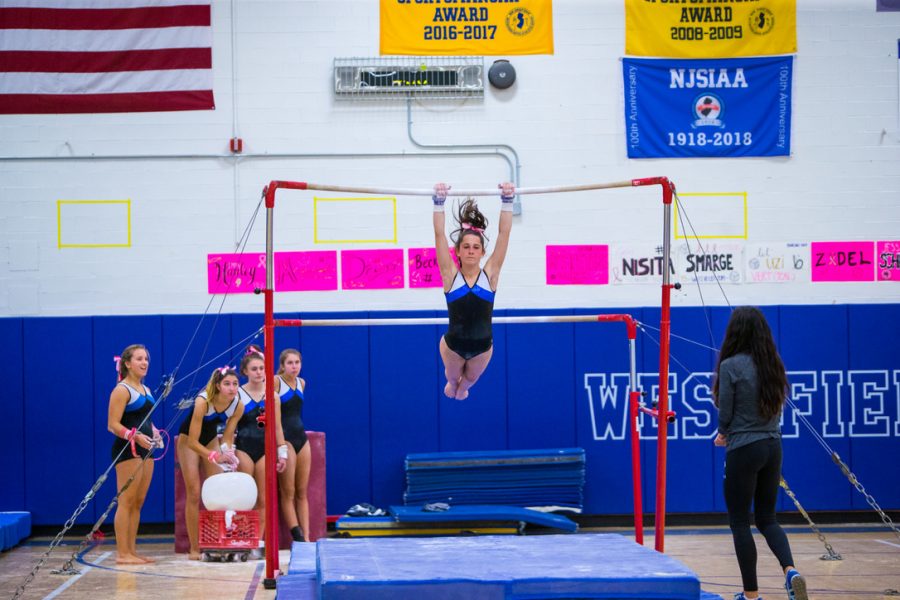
left=198, top=510, right=260, bottom=551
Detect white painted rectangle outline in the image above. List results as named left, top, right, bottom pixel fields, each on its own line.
left=57, top=200, right=131, bottom=248
left=313, top=197, right=397, bottom=244
left=674, top=192, right=747, bottom=240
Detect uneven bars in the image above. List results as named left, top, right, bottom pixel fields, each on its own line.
left=265, top=177, right=671, bottom=199
left=273, top=314, right=637, bottom=338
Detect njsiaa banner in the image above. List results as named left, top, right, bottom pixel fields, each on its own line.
left=625, top=0, right=796, bottom=58
left=623, top=56, right=792, bottom=159
left=380, top=0, right=553, bottom=56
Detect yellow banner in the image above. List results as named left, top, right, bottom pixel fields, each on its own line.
left=380, top=0, right=554, bottom=56
left=625, top=0, right=796, bottom=58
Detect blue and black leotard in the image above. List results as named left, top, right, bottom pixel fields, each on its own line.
left=277, top=375, right=308, bottom=452
left=235, top=386, right=266, bottom=463
left=112, top=383, right=155, bottom=464
left=444, top=269, right=495, bottom=360
left=178, top=392, right=240, bottom=447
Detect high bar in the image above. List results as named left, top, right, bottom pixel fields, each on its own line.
left=267, top=178, right=671, bottom=197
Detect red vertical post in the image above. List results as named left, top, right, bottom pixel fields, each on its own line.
left=629, top=389, right=644, bottom=545
left=262, top=185, right=279, bottom=589
left=263, top=288, right=279, bottom=587
left=654, top=180, right=674, bottom=553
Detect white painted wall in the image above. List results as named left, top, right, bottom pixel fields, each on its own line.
left=1, top=0, right=898, bottom=317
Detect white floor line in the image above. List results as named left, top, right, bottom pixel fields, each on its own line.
left=43, top=551, right=112, bottom=600
left=875, top=539, right=900, bottom=549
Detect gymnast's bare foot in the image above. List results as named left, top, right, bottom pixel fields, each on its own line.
left=444, top=381, right=458, bottom=398
left=136, top=554, right=156, bottom=563
left=454, top=388, right=469, bottom=400
left=116, top=554, right=145, bottom=565
left=188, top=551, right=201, bottom=561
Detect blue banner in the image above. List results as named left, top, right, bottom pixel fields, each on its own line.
left=624, top=56, right=792, bottom=159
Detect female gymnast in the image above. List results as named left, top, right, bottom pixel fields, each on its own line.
left=714, top=307, right=807, bottom=600
left=275, top=348, right=312, bottom=542
left=176, top=366, right=244, bottom=559
left=107, top=344, right=162, bottom=564
left=432, top=181, right=515, bottom=400
left=235, top=346, right=287, bottom=557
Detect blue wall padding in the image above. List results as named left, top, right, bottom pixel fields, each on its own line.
left=315, top=534, right=699, bottom=599
left=369, top=311, right=442, bottom=509
left=2, top=304, right=899, bottom=525
left=506, top=309, right=577, bottom=450
left=301, top=312, right=373, bottom=516
left=0, top=319, right=25, bottom=512
left=23, top=318, right=96, bottom=525
left=575, top=308, right=645, bottom=514
left=776, top=305, right=854, bottom=512
left=0, top=512, right=31, bottom=550
left=390, top=504, right=578, bottom=532
left=847, top=305, right=900, bottom=509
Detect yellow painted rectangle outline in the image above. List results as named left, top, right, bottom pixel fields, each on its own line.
left=674, top=192, right=747, bottom=240
left=313, top=197, right=397, bottom=244
left=57, top=199, right=132, bottom=248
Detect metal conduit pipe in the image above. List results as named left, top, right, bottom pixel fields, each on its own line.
left=406, top=98, right=523, bottom=214
left=0, top=151, right=513, bottom=246
left=0, top=151, right=513, bottom=163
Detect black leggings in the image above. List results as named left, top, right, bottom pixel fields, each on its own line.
left=724, top=437, right=795, bottom=592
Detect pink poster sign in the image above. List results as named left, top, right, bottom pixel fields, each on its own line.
left=341, top=249, right=405, bottom=290
left=275, top=251, right=338, bottom=292
left=408, top=247, right=457, bottom=288
left=546, top=245, right=609, bottom=285
left=207, top=253, right=266, bottom=294
left=811, top=241, right=875, bottom=282
left=877, top=241, right=900, bottom=282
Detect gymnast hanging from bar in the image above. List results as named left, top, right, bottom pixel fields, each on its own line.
left=432, top=181, right=514, bottom=400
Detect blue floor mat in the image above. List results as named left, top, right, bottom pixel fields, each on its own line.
left=390, top=504, right=578, bottom=532
left=315, top=533, right=700, bottom=599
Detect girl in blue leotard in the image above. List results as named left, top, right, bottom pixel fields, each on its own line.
left=275, top=348, right=311, bottom=542
left=432, top=181, right=515, bottom=400
left=107, top=344, right=161, bottom=564
left=176, top=367, right=244, bottom=559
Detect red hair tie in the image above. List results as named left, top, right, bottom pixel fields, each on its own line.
left=461, top=223, right=484, bottom=233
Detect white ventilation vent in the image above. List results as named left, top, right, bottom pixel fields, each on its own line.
left=334, top=56, right=484, bottom=100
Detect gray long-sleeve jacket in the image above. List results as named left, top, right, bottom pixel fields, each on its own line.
left=716, top=353, right=781, bottom=452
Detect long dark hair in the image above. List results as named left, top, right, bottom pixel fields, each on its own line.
left=450, top=198, right=489, bottom=256
left=713, top=306, right=788, bottom=420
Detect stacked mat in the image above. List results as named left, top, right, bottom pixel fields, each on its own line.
left=404, top=448, right=585, bottom=511
left=0, top=512, right=31, bottom=551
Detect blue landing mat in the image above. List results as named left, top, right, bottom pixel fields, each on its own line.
left=391, top=504, right=578, bottom=532
left=315, top=533, right=700, bottom=600
left=0, top=512, right=31, bottom=551
left=278, top=542, right=318, bottom=599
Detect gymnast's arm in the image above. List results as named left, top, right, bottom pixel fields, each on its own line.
left=273, top=390, right=286, bottom=448
left=485, top=182, right=514, bottom=288
left=186, top=396, right=214, bottom=457
left=220, top=401, right=244, bottom=448
left=716, top=361, right=735, bottom=437
left=432, top=182, right=457, bottom=291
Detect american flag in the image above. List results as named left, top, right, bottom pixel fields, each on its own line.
left=0, top=0, right=214, bottom=114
